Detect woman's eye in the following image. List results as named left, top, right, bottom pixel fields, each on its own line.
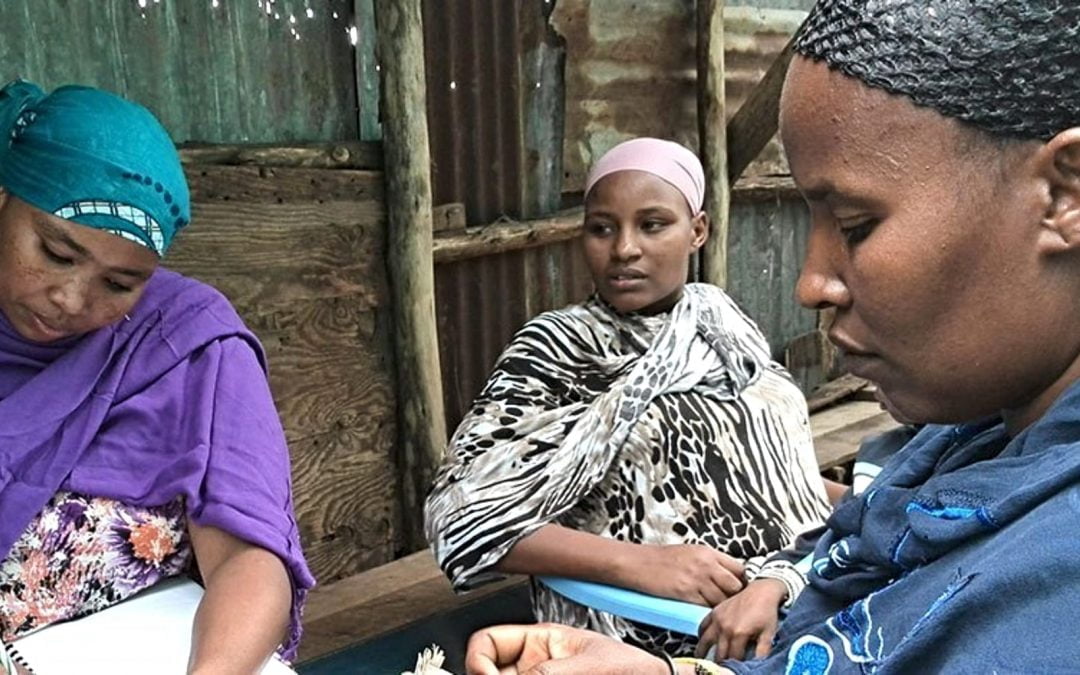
left=41, top=244, right=73, bottom=265
left=839, top=218, right=879, bottom=247
left=642, top=220, right=667, bottom=232
left=105, top=279, right=133, bottom=294
left=585, top=222, right=613, bottom=237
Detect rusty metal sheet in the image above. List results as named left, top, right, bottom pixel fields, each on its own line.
left=423, top=0, right=585, bottom=429
left=552, top=1, right=808, bottom=193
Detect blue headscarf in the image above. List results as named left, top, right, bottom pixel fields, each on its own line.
left=0, top=80, right=189, bottom=256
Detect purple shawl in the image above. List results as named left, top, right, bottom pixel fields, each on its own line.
left=0, top=268, right=314, bottom=659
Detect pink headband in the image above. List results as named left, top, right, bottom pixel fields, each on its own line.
left=583, top=138, right=705, bottom=216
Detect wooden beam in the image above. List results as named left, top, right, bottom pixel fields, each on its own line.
left=431, top=176, right=798, bottom=265
left=374, top=0, right=448, bottom=551
left=697, top=0, right=730, bottom=288
left=725, top=34, right=796, bottom=183
left=433, top=208, right=584, bottom=264
left=177, top=142, right=382, bottom=170
left=811, top=402, right=900, bottom=470
left=299, top=549, right=525, bottom=662
left=805, top=373, right=871, bottom=414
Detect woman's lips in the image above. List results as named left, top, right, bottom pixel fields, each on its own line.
left=607, top=269, right=646, bottom=291
left=28, top=311, right=68, bottom=340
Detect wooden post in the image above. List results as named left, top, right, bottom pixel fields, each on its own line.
left=697, top=0, right=729, bottom=288
left=374, top=0, right=447, bottom=550
left=726, top=35, right=796, bottom=183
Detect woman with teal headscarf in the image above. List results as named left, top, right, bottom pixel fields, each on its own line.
left=0, top=80, right=313, bottom=673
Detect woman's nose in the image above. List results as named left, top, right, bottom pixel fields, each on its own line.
left=796, top=224, right=851, bottom=310
left=47, top=276, right=89, bottom=316
left=613, top=229, right=642, bottom=260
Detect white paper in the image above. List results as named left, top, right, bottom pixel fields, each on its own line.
left=13, top=578, right=295, bottom=675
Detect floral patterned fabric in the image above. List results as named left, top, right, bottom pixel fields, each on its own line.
left=0, top=491, right=192, bottom=642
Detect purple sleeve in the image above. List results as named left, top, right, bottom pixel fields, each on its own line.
left=74, top=335, right=316, bottom=660
left=188, top=337, right=315, bottom=661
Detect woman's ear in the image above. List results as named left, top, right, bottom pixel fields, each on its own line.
left=690, top=211, right=710, bottom=250
left=1040, top=128, right=1080, bottom=252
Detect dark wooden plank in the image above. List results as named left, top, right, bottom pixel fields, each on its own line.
left=811, top=403, right=900, bottom=470
left=726, top=34, right=797, bottom=182
left=185, top=165, right=385, bottom=203
left=299, top=550, right=525, bottom=662
left=806, top=374, right=871, bottom=414
left=179, top=142, right=383, bottom=170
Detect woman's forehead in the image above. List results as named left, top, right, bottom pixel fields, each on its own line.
left=585, top=170, right=688, bottom=211
left=781, top=59, right=968, bottom=183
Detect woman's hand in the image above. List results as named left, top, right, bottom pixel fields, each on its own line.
left=465, top=623, right=673, bottom=675
left=623, top=544, right=746, bottom=607
left=695, top=577, right=787, bottom=660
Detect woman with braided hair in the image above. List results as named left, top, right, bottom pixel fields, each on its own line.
left=461, top=0, right=1080, bottom=672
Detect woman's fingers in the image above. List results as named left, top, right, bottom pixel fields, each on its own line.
left=715, top=552, right=746, bottom=579
left=695, top=615, right=717, bottom=658
left=726, top=632, right=750, bottom=663
left=466, top=625, right=542, bottom=675
left=709, top=565, right=744, bottom=597
left=754, top=626, right=777, bottom=660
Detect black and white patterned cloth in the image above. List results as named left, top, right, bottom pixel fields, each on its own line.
left=425, top=284, right=831, bottom=655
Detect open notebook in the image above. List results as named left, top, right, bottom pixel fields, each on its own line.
left=13, top=578, right=295, bottom=675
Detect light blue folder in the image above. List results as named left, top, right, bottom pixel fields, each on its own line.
left=537, top=576, right=710, bottom=636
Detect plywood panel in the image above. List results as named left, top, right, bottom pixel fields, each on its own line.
left=169, top=166, right=387, bottom=311
left=165, top=164, right=400, bottom=583
left=291, top=425, right=400, bottom=584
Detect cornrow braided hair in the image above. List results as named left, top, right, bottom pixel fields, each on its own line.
left=795, top=0, right=1080, bottom=140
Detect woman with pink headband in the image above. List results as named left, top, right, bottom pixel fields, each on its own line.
left=425, top=138, right=830, bottom=656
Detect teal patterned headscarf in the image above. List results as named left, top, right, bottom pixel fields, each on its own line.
left=0, top=80, right=189, bottom=256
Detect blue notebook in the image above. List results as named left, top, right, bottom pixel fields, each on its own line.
left=538, top=576, right=710, bottom=636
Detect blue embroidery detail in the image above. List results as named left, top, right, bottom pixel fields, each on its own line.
left=905, top=501, right=995, bottom=527
left=905, top=571, right=977, bottom=641
left=815, top=540, right=855, bottom=579
left=826, top=591, right=887, bottom=668
left=890, top=529, right=912, bottom=565
left=785, top=635, right=833, bottom=675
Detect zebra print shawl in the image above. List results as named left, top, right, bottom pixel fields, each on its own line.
left=426, top=285, right=832, bottom=655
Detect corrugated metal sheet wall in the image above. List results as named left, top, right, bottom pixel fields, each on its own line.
left=423, top=0, right=583, bottom=429
left=0, top=0, right=359, bottom=143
